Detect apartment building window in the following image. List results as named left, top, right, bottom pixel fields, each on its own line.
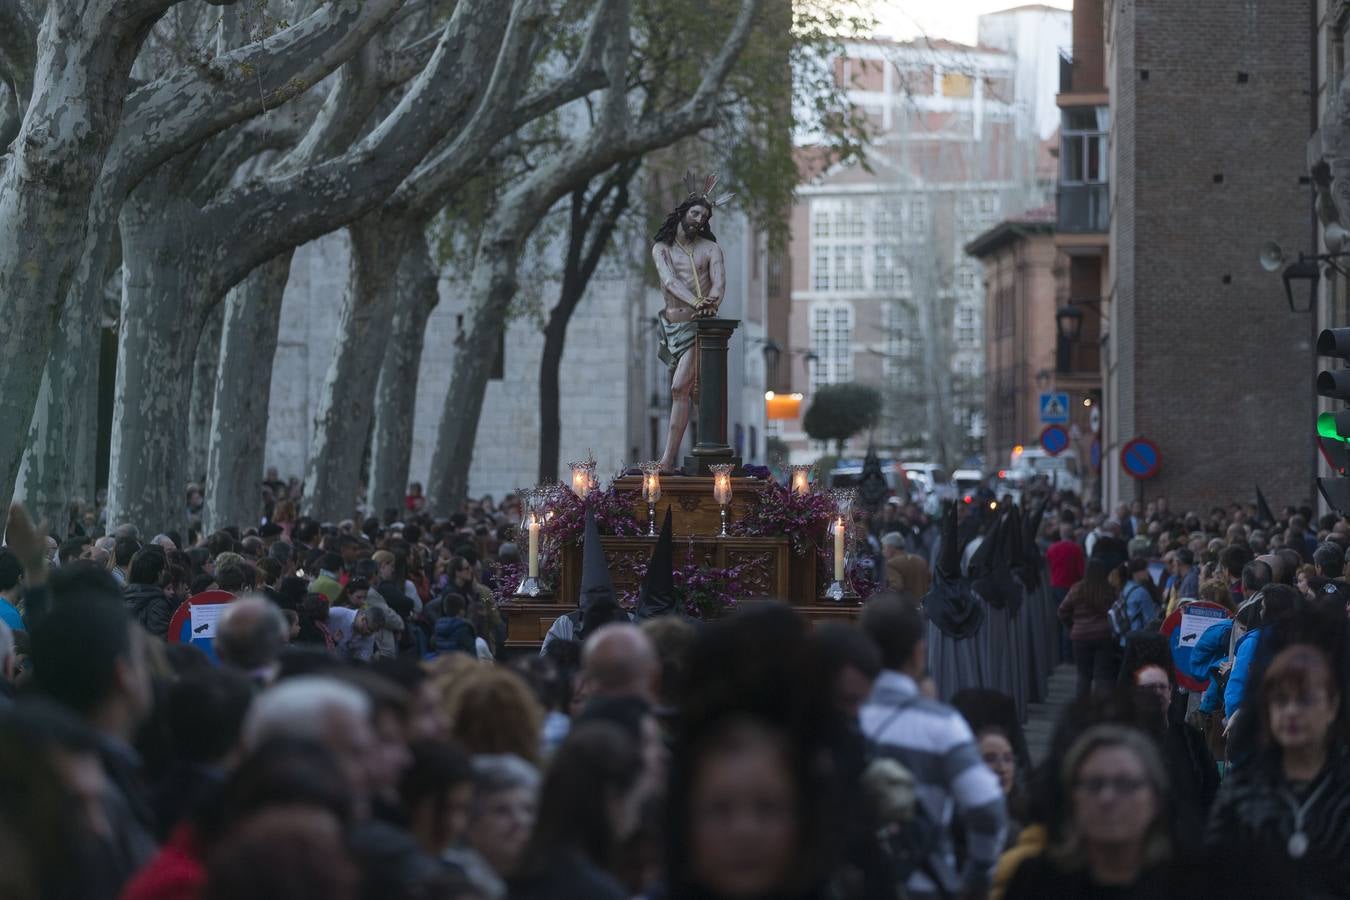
left=956, top=196, right=977, bottom=236
left=813, top=245, right=830, bottom=290
left=810, top=302, right=853, bottom=388
left=956, top=305, right=978, bottom=348
left=957, top=262, right=979, bottom=292
left=1062, top=107, right=1109, bottom=184
left=873, top=245, right=910, bottom=293
left=875, top=201, right=903, bottom=240
left=978, top=194, right=1000, bottom=227
left=812, top=207, right=831, bottom=238
left=994, top=286, right=1015, bottom=338
left=834, top=245, right=864, bottom=290
left=909, top=197, right=928, bottom=237
left=941, top=71, right=974, bottom=98
left=840, top=204, right=865, bottom=237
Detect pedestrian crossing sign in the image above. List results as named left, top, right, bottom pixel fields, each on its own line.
left=1039, top=392, right=1070, bottom=424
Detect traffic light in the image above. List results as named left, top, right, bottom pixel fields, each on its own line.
left=1317, top=328, right=1350, bottom=512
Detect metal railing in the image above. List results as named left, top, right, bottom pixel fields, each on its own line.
left=1057, top=183, right=1109, bottom=233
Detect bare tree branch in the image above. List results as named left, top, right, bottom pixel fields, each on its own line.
left=107, top=0, right=405, bottom=191
left=0, top=0, right=36, bottom=113
left=384, top=27, right=442, bottom=86
left=203, top=0, right=524, bottom=292
left=394, top=0, right=619, bottom=218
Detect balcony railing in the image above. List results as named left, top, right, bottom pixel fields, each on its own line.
left=1057, top=183, right=1109, bottom=233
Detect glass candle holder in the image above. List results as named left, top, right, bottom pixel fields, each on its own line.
left=569, top=459, right=596, bottom=499
left=711, top=464, right=734, bottom=536
left=790, top=465, right=812, bottom=496
left=642, top=462, right=662, bottom=536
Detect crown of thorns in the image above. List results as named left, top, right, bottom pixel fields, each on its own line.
left=682, top=170, right=736, bottom=209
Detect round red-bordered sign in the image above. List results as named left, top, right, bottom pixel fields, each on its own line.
left=1120, top=437, right=1161, bottom=480
left=167, top=590, right=236, bottom=661
left=1040, top=424, right=1070, bottom=456
left=1160, top=600, right=1232, bottom=692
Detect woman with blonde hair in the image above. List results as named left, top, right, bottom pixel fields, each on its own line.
left=1005, top=724, right=1174, bottom=897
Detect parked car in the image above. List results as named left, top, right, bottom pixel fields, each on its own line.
left=828, top=459, right=910, bottom=498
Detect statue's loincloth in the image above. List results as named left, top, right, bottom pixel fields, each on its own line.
left=656, top=311, right=697, bottom=369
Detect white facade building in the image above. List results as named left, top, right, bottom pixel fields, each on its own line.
left=264, top=202, right=771, bottom=500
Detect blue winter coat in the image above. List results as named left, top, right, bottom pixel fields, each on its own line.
left=1186, top=619, right=1234, bottom=714
left=1223, top=627, right=1263, bottom=718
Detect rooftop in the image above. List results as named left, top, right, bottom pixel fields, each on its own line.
left=964, top=203, right=1056, bottom=257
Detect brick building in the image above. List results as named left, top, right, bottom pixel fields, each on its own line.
left=1098, top=0, right=1314, bottom=510
left=967, top=204, right=1100, bottom=490
left=781, top=27, right=1061, bottom=467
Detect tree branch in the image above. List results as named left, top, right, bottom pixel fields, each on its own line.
left=0, top=0, right=36, bottom=112
left=506, top=0, right=613, bottom=129
left=107, top=0, right=405, bottom=191
left=384, top=27, right=441, bottom=86
left=639, top=0, right=761, bottom=140
left=203, top=0, right=519, bottom=293
left=394, top=0, right=620, bottom=219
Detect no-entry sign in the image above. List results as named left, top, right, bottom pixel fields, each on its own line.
left=1121, top=437, right=1161, bottom=480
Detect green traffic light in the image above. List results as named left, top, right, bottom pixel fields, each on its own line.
left=1320, top=412, right=1350, bottom=441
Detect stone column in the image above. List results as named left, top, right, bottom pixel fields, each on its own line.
left=684, top=317, right=742, bottom=475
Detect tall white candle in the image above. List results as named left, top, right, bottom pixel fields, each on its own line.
left=833, top=517, right=845, bottom=582
left=527, top=514, right=540, bottom=578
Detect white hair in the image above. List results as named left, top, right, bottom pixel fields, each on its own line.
left=242, top=676, right=370, bottom=750
left=881, top=532, right=905, bottom=549
left=472, top=753, right=540, bottom=794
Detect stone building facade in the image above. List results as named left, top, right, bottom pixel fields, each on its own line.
left=263, top=203, right=773, bottom=502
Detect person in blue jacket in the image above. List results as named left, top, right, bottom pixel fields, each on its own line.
left=1224, top=585, right=1299, bottom=728
left=1186, top=615, right=1234, bottom=715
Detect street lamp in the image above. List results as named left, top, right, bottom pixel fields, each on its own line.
left=761, top=339, right=781, bottom=389
left=1259, top=238, right=1350, bottom=313
left=1055, top=305, right=1084, bottom=342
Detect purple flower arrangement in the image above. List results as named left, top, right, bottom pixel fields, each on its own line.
left=495, top=481, right=642, bottom=604
left=730, top=478, right=837, bottom=557
left=618, top=543, right=748, bottom=620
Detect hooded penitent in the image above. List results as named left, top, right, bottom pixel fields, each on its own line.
left=923, top=504, right=984, bottom=640
left=576, top=506, right=619, bottom=640
left=636, top=508, right=678, bottom=620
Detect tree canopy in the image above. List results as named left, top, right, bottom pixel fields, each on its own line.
left=803, top=382, right=882, bottom=453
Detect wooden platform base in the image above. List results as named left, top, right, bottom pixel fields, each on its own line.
left=501, top=598, right=861, bottom=648
left=500, top=474, right=861, bottom=648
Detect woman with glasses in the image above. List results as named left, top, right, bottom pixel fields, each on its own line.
left=1205, top=643, right=1350, bottom=897
left=1005, top=724, right=1174, bottom=898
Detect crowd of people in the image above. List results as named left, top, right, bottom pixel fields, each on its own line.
left=3, top=475, right=1350, bottom=899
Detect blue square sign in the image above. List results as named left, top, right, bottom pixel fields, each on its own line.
left=1039, top=392, right=1070, bottom=424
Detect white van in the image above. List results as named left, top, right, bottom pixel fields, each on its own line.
left=1003, top=446, right=1082, bottom=496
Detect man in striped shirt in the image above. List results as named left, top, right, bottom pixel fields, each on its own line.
left=861, top=594, right=1007, bottom=900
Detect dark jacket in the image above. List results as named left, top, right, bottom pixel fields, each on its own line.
left=350, top=818, right=446, bottom=900
left=1161, top=713, right=1219, bottom=846
left=1205, top=745, right=1350, bottom=898
left=123, top=583, right=174, bottom=638
left=425, top=617, right=476, bottom=659
left=95, top=734, right=159, bottom=891
left=511, top=851, right=627, bottom=900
